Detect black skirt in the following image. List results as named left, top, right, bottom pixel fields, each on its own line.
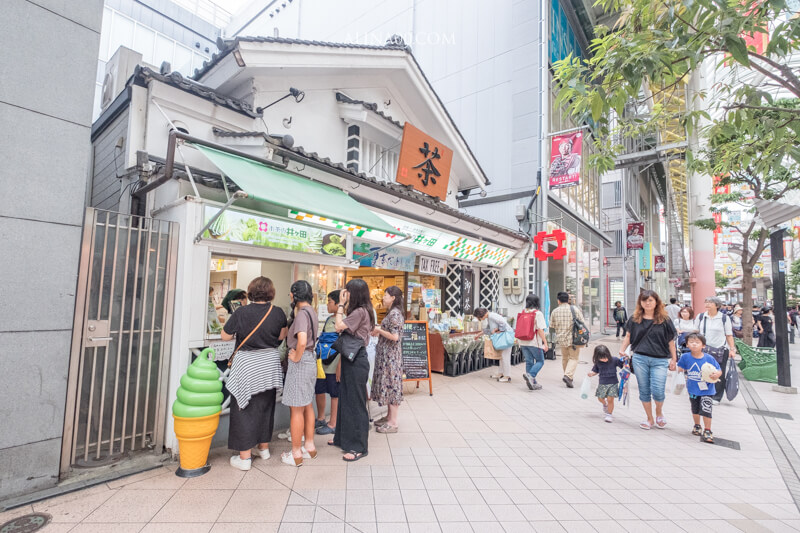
left=333, top=348, right=370, bottom=454
left=228, top=389, right=276, bottom=451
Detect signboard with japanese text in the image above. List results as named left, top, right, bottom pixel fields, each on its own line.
left=369, top=246, right=416, bottom=272
left=627, top=222, right=645, bottom=250
left=654, top=255, right=666, bottom=272
left=462, top=268, right=475, bottom=315
left=396, top=123, right=453, bottom=201
left=549, top=132, right=582, bottom=190
left=638, top=242, right=652, bottom=270
left=362, top=213, right=515, bottom=266
left=202, top=207, right=346, bottom=256
left=418, top=255, right=447, bottom=276
left=400, top=321, right=433, bottom=395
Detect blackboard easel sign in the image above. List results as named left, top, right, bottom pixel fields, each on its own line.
left=401, top=321, right=433, bottom=396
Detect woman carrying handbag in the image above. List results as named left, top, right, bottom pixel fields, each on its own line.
left=328, top=279, right=374, bottom=462
left=220, top=277, right=287, bottom=471
left=474, top=308, right=515, bottom=382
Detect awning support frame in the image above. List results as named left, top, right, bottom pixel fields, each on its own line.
left=194, top=190, right=247, bottom=244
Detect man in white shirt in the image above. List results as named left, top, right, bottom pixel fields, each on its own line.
left=666, top=298, right=681, bottom=323
left=694, top=296, right=737, bottom=404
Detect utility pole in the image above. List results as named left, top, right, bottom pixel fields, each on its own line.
left=770, top=228, right=795, bottom=392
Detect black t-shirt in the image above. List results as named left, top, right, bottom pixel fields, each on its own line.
left=223, top=302, right=287, bottom=351
left=626, top=317, right=676, bottom=358
left=592, top=356, right=624, bottom=384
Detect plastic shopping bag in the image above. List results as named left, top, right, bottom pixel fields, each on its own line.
left=668, top=371, right=686, bottom=395
left=580, top=375, right=593, bottom=399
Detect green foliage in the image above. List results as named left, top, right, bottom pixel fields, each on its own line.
left=715, top=271, right=728, bottom=289
left=789, top=260, right=800, bottom=294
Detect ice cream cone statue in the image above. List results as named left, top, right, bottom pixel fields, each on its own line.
left=172, top=347, right=223, bottom=477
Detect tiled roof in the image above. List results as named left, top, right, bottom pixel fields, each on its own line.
left=191, top=35, right=490, bottom=186
left=193, top=35, right=409, bottom=80
left=211, top=127, right=267, bottom=138
left=132, top=65, right=259, bottom=118
left=335, top=92, right=403, bottom=129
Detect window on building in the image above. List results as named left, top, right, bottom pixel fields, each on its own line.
left=359, top=137, right=399, bottom=183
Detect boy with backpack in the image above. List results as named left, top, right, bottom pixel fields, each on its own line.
left=516, top=293, right=549, bottom=390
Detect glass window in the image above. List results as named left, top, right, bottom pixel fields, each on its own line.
left=154, top=34, right=175, bottom=69
left=134, top=24, right=156, bottom=65
left=109, top=12, right=135, bottom=58
left=173, top=43, right=193, bottom=75
left=99, top=7, right=112, bottom=61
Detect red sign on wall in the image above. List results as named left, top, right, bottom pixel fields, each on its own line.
left=533, top=229, right=567, bottom=261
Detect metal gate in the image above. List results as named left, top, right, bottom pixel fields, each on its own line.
left=61, top=208, right=178, bottom=474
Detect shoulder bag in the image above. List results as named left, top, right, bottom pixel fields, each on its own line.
left=626, top=319, right=658, bottom=373
left=699, top=313, right=730, bottom=363
left=315, top=316, right=340, bottom=363
left=570, top=305, right=590, bottom=346
left=331, top=311, right=366, bottom=362
left=228, top=305, right=273, bottom=368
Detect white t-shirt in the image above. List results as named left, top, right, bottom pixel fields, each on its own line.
left=674, top=318, right=697, bottom=333
left=694, top=312, right=733, bottom=349
left=516, top=309, right=548, bottom=348
left=666, top=304, right=681, bottom=323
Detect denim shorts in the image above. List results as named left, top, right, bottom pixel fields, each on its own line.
left=632, top=353, right=670, bottom=402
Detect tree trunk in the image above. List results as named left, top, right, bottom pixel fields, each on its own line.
left=741, top=263, right=754, bottom=345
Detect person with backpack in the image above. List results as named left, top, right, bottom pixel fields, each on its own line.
left=516, top=293, right=549, bottom=391
left=549, top=292, right=589, bottom=388
left=314, top=290, right=342, bottom=436
left=694, top=296, right=737, bottom=405
left=613, top=301, right=628, bottom=338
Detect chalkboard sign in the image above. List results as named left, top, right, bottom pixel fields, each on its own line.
left=401, top=321, right=433, bottom=395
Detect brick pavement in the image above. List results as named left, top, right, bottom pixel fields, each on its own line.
left=3, top=335, right=800, bottom=532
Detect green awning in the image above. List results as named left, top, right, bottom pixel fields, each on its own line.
left=193, top=143, right=399, bottom=236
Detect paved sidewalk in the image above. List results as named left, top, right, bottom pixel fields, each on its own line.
left=3, top=335, right=800, bottom=532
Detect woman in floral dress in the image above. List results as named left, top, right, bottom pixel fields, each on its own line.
left=372, top=286, right=405, bottom=433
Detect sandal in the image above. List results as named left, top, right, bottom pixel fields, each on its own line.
left=702, top=429, right=714, bottom=444
left=692, top=424, right=702, bottom=436
left=640, top=421, right=652, bottom=430
left=373, top=415, right=389, bottom=426
left=655, top=416, right=667, bottom=429
left=281, top=451, right=303, bottom=467
left=342, top=451, right=368, bottom=462
left=376, top=424, right=398, bottom=434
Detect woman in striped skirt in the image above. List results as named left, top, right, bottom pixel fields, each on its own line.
left=221, top=277, right=287, bottom=471
left=281, top=281, right=320, bottom=466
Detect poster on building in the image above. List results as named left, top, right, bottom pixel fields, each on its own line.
left=753, top=262, right=765, bottom=278
left=626, top=222, right=645, bottom=250
left=203, top=207, right=346, bottom=256
left=654, top=255, right=666, bottom=272
left=723, top=263, right=740, bottom=278
left=422, top=288, right=441, bottom=314
left=371, top=246, right=416, bottom=272
left=549, top=132, right=583, bottom=189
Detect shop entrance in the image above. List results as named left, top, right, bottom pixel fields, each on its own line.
left=62, top=209, right=179, bottom=475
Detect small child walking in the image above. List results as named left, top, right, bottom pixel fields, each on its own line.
left=587, top=345, right=624, bottom=423
left=677, top=332, right=722, bottom=443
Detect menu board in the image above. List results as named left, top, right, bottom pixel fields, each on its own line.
left=401, top=321, right=433, bottom=395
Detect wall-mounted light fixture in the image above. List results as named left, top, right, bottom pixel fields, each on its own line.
left=256, top=87, right=305, bottom=114
left=232, top=49, right=245, bottom=67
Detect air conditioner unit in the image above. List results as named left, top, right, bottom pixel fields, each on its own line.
left=101, top=46, right=143, bottom=111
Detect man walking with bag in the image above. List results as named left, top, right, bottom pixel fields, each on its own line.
left=550, top=292, right=589, bottom=388
left=694, top=296, right=737, bottom=404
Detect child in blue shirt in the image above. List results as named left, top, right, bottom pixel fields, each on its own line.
left=677, top=333, right=722, bottom=443
left=587, top=345, right=624, bottom=423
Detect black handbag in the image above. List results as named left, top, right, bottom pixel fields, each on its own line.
left=331, top=330, right=365, bottom=362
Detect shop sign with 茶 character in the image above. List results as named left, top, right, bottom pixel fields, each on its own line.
left=396, top=123, right=453, bottom=201
left=549, top=132, right=582, bottom=189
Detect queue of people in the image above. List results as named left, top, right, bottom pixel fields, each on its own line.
left=217, top=276, right=405, bottom=468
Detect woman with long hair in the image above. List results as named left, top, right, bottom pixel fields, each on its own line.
left=220, top=277, right=287, bottom=471
left=281, top=280, right=319, bottom=466
left=329, top=278, right=374, bottom=461
left=618, top=290, right=677, bottom=430
left=371, top=286, right=406, bottom=432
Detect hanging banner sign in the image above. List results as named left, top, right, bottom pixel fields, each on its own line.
left=203, top=207, right=346, bottom=256
left=396, top=123, right=453, bottom=201
left=723, top=263, right=740, bottom=278
left=638, top=242, right=652, bottom=270
left=752, top=262, right=765, bottom=278
left=627, top=222, right=645, bottom=250
left=654, top=255, right=666, bottom=272
left=418, top=255, right=447, bottom=276
left=370, top=246, right=416, bottom=272
left=549, top=132, right=583, bottom=190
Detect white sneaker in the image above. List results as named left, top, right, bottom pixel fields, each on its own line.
left=253, top=447, right=270, bottom=460
left=489, top=373, right=503, bottom=379
left=498, top=376, right=511, bottom=383
left=230, top=455, right=252, bottom=471
left=604, top=414, right=613, bottom=423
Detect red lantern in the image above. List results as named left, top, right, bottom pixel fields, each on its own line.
left=533, top=229, right=567, bottom=261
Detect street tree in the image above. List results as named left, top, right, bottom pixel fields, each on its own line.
left=552, top=0, right=800, bottom=342
left=715, top=271, right=727, bottom=289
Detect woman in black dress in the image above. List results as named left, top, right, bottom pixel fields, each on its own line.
left=329, top=279, right=374, bottom=461
left=757, top=306, right=776, bottom=348
left=220, top=277, right=287, bottom=471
